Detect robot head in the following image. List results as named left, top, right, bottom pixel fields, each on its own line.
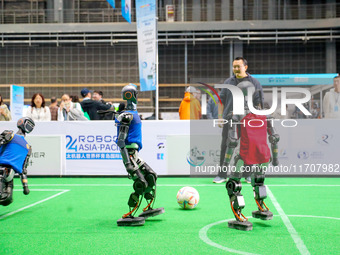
left=17, top=117, right=35, bottom=134
left=122, top=84, right=138, bottom=104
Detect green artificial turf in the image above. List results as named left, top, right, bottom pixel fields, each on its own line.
left=1, top=177, right=339, bottom=255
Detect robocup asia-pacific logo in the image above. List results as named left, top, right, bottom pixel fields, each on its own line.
left=66, top=135, right=121, bottom=160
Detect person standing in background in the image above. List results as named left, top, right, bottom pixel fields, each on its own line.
left=58, top=94, right=87, bottom=121
left=25, top=93, right=51, bottom=121
left=179, top=86, right=201, bottom=120
left=92, top=90, right=106, bottom=104
left=213, top=57, right=264, bottom=183
left=206, top=90, right=220, bottom=119
left=323, top=75, right=340, bottom=119
left=70, top=95, right=80, bottom=103
left=49, top=97, right=59, bottom=121
left=80, top=88, right=111, bottom=120
left=0, top=94, right=11, bottom=121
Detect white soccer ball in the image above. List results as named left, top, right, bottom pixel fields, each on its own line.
left=177, top=187, right=199, bottom=209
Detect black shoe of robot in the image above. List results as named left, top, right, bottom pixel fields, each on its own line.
left=0, top=180, right=13, bottom=206
left=228, top=220, right=253, bottom=231
left=117, top=216, right=145, bottom=226
left=139, top=207, right=165, bottom=219
left=252, top=210, right=273, bottom=220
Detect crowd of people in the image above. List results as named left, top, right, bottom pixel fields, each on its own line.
left=0, top=89, right=115, bottom=122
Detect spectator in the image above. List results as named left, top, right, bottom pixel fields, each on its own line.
left=92, top=90, right=114, bottom=120
left=58, top=94, right=88, bottom=121
left=311, top=102, right=320, bottom=119
left=25, top=93, right=51, bottom=121
left=70, top=95, right=80, bottom=103
left=80, top=88, right=111, bottom=120
left=49, top=97, right=59, bottom=121
left=206, top=90, right=220, bottom=119
left=323, top=75, right=340, bottom=119
left=292, top=104, right=307, bottom=119
left=92, top=90, right=105, bottom=104
left=0, top=94, right=11, bottom=121
left=179, top=86, right=201, bottom=120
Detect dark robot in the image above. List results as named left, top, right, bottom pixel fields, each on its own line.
left=0, top=117, right=35, bottom=206
left=115, top=84, right=164, bottom=226
left=223, top=81, right=280, bottom=231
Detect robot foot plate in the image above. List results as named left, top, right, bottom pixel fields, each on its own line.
left=117, top=216, right=145, bottom=226
left=0, top=197, right=13, bottom=206
left=252, top=210, right=273, bottom=220
left=138, top=207, right=165, bottom=219
left=228, top=220, right=253, bottom=231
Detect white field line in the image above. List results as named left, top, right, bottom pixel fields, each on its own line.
left=0, top=190, right=69, bottom=220
left=13, top=189, right=70, bottom=192
left=199, top=219, right=260, bottom=255
left=267, top=187, right=310, bottom=255
left=199, top=215, right=340, bottom=254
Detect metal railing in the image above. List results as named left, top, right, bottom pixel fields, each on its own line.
left=0, top=3, right=339, bottom=24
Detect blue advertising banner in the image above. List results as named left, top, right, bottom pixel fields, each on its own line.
left=10, top=85, right=24, bottom=121
left=252, top=73, right=338, bottom=86
left=106, top=0, right=115, bottom=8
left=121, top=0, right=131, bottom=23
left=136, top=0, right=157, bottom=91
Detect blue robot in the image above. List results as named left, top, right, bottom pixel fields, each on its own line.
left=115, top=84, right=164, bottom=226
left=0, top=117, right=35, bottom=206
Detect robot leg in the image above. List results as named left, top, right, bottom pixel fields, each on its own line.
left=117, top=177, right=146, bottom=226
left=0, top=167, right=14, bottom=206
left=251, top=165, right=273, bottom=220
left=117, top=149, right=147, bottom=226
left=225, top=157, right=253, bottom=231
left=138, top=162, right=165, bottom=219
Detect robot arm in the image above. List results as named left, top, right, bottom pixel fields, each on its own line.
left=0, top=130, right=14, bottom=145
left=267, top=117, right=280, bottom=166
left=117, top=112, right=135, bottom=174
left=20, top=145, right=31, bottom=195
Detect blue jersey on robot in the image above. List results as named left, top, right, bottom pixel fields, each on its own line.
left=0, top=134, right=29, bottom=174
left=115, top=110, right=143, bottom=150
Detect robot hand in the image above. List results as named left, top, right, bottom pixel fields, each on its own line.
left=272, top=158, right=279, bottom=166
left=0, top=130, right=14, bottom=145
left=117, top=112, right=133, bottom=125
left=269, top=134, right=280, bottom=145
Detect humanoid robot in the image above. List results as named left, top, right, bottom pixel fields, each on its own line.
left=0, top=117, right=35, bottom=206
left=115, top=84, right=164, bottom=226
left=224, top=81, right=279, bottom=231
